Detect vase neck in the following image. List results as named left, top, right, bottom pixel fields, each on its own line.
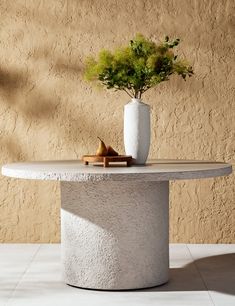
left=131, top=98, right=142, bottom=103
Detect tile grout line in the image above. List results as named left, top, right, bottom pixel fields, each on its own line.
left=6, top=244, right=42, bottom=305
left=186, top=244, right=216, bottom=306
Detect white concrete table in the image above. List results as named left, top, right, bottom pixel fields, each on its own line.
left=2, top=160, right=232, bottom=290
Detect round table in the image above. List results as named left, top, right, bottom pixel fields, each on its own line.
left=2, top=160, right=232, bottom=290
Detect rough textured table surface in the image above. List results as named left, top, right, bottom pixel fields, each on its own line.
left=2, top=159, right=232, bottom=182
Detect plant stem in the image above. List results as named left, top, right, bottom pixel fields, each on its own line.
left=134, top=89, right=138, bottom=99
left=122, top=88, right=133, bottom=98
left=130, top=87, right=135, bottom=97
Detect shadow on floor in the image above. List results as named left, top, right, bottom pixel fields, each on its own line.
left=142, top=254, right=235, bottom=295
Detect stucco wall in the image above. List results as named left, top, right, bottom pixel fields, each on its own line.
left=0, top=0, right=234, bottom=243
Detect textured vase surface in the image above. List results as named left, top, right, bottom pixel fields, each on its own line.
left=124, top=98, right=150, bottom=165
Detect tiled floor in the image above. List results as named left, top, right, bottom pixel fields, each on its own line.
left=0, top=244, right=234, bottom=306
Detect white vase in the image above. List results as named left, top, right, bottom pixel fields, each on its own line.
left=124, top=98, right=150, bottom=165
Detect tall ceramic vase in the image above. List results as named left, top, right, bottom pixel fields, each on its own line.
left=124, top=98, right=150, bottom=165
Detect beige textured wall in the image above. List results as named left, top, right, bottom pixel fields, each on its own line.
left=0, top=0, right=234, bottom=243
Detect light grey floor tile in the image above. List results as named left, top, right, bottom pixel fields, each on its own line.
left=2, top=244, right=234, bottom=306
left=0, top=244, right=40, bottom=305
left=187, top=244, right=235, bottom=306
left=7, top=286, right=214, bottom=306
left=30, top=244, right=61, bottom=262
left=169, top=243, right=193, bottom=267
left=187, top=244, right=235, bottom=259
left=6, top=243, right=214, bottom=306
left=0, top=244, right=40, bottom=263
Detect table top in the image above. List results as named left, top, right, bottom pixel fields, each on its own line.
left=2, top=160, right=232, bottom=182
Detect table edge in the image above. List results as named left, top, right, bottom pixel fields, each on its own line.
left=1, top=163, right=232, bottom=182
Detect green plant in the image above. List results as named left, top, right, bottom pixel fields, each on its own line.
left=84, top=34, right=193, bottom=99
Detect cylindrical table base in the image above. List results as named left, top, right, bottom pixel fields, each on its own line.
left=61, top=181, right=169, bottom=290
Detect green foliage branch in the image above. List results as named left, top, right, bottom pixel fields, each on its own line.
left=84, top=34, right=193, bottom=99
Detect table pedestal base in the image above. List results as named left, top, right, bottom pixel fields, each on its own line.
left=61, top=181, right=169, bottom=290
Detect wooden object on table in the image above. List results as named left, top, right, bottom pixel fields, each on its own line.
left=82, top=155, right=132, bottom=167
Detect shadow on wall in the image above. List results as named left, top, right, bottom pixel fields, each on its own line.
left=53, top=58, right=82, bottom=76
left=0, top=55, right=98, bottom=157
left=31, top=42, right=83, bottom=77
left=0, top=61, right=98, bottom=157
left=0, top=137, right=28, bottom=162
left=0, top=68, right=27, bottom=101
left=0, top=67, right=59, bottom=120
